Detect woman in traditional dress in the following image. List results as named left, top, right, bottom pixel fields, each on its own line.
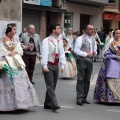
left=0, top=23, right=39, bottom=111
left=59, top=38, right=77, bottom=78
left=93, top=29, right=120, bottom=103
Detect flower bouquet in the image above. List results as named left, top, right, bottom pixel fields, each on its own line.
left=100, top=42, right=104, bottom=50
left=65, top=51, right=73, bottom=63
left=0, top=61, right=8, bottom=77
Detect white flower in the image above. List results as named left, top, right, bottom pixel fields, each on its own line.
left=65, top=51, right=71, bottom=53
left=0, top=61, right=7, bottom=69
left=100, top=42, right=104, bottom=45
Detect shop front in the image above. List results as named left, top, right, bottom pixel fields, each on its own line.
left=103, top=12, right=120, bottom=31
left=22, top=0, right=66, bottom=40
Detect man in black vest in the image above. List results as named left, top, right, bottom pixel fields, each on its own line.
left=20, top=24, right=41, bottom=84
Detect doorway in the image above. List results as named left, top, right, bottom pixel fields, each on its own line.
left=80, top=14, right=90, bottom=35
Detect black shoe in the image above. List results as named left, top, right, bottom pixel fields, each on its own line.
left=77, top=102, right=83, bottom=106
left=83, top=101, right=91, bottom=104
left=31, top=81, right=35, bottom=85
left=44, top=105, right=53, bottom=109
left=53, top=106, right=60, bottom=111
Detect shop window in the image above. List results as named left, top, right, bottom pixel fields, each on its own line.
left=64, top=13, right=73, bottom=33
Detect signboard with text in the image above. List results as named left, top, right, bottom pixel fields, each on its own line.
left=23, top=0, right=52, bottom=7
left=103, top=13, right=120, bottom=21
left=40, top=0, right=52, bottom=7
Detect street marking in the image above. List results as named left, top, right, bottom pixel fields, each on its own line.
left=39, top=105, right=74, bottom=108
left=39, top=105, right=44, bottom=107
left=60, top=106, right=74, bottom=108
left=107, top=110, right=120, bottom=113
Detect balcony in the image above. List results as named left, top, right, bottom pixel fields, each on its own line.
left=65, top=0, right=109, bottom=6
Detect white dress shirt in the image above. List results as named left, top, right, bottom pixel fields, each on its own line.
left=41, top=36, right=66, bottom=69
left=74, top=34, right=97, bottom=57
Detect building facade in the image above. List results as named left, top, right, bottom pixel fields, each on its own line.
left=22, top=0, right=66, bottom=40
left=103, top=0, right=120, bottom=31
left=0, top=0, right=22, bottom=37
left=63, top=0, right=108, bottom=34
left=0, top=0, right=110, bottom=39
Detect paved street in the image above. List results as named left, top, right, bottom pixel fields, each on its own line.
left=0, top=59, right=120, bottom=120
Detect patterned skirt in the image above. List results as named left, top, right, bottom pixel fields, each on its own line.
left=59, top=56, right=77, bottom=78
left=93, top=63, right=120, bottom=103
left=0, top=68, right=39, bottom=111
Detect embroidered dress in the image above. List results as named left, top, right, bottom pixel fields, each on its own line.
left=0, top=37, right=39, bottom=111
left=93, top=42, right=120, bottom=103
left=59, top=45, right=77, bottom=78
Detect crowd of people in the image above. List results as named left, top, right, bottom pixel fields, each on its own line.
left=0, top=22, right=120, bottom=112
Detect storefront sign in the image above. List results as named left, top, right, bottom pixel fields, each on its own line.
left=40, top=0, right=52, bottom=7
left=103, top=13, right=120, bottom=21
left=23, top=0, right=40, bottom=5
left=23, top=0, right=52, bottom=7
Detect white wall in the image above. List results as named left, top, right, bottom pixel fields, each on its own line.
left=73, top=13, right=80, bottom=32
left=90, top=13, right=102, bottom=31
left=64, top=3, right=103, bottom=31
left=0, top=20, right=22, bottom=38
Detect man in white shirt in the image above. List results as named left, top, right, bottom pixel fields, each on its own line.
left=41, top=23, right=66, bottom=111
left=74, top=24, right=97, bottom=106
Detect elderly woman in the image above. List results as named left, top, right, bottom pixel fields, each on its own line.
left=0, top=23, right=39, bottom=111
left=93, top=29, right=120, bottom=103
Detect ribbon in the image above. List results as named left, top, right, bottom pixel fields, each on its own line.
left=1, top=64, right=18, bottom=85
left=65, top=52, right=74, bottom=64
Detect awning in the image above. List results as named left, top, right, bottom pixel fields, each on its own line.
left=23, top=3, right=67, bottom=13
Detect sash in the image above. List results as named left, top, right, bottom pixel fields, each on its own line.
left=110, top=41, right=120, bottom=56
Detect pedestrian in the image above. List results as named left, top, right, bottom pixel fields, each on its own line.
left=19, top=27, right=27, bottom=39
left=92, top=31, right=100, bottom=62
left=20, top=24, right=41, bottom=84
left=93, top=29, right=120, bottom=103
left=59, top=38, right=77, bottom=78
left=58, top=27, right=66, bottom=40
left=74, top=24, right=97, bottom=106
left=66, top=28, right=74, bottom=47
left=41, top=23, right=66, bottom=111
left=72, top=31, right=79, bottom=59
left=0, top=23, right=39, bottom=111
